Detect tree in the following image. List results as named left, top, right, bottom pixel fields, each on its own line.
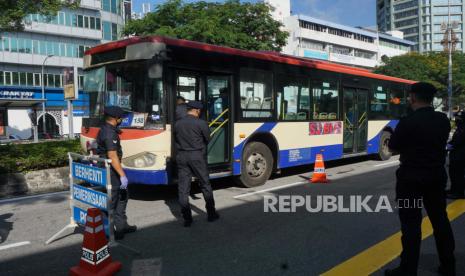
left=374, top=52, right=465, bottom=108
left=123, top=0, right=289, bottom=52
left=0, top=0, right=80, bottom=32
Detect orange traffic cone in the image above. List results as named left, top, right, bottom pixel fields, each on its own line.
left=70, top=208, right=121, bottom=276
left=311, top=153, right=328, bottom=183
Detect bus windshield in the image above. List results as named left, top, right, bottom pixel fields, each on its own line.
left=84, top=62, right=165, bottom=129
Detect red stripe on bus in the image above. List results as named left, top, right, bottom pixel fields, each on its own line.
left=81, top=127, right=164, bottom=140
left=84, top=36, right=416, bottom=85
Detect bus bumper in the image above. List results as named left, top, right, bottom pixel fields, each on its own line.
left=124, top=168, right=169, bottom=185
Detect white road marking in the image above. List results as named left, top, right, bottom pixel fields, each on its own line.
left=373, top=160, right=399, bottom=167
left=0, top=191, right=68, bottom=204
left=233, top=181, right=307, bottom=199
left=0, top=241, right=31, bottom=251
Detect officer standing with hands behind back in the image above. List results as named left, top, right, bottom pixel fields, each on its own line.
left=386, top=82, right=455, bottom=276
left=175, top=100, right=219, bottom=227
left=446, top=110, right=465, bottom=199
left=96, top=106, right=137, bottom=240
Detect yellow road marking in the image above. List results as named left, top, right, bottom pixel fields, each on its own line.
left=321, top=200, right=465, bottom=276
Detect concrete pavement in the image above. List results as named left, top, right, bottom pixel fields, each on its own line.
left=0, top=156, right=464, bottom=275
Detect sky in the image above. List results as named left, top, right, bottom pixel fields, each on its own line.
left=131, top=0, right=377, bottom=28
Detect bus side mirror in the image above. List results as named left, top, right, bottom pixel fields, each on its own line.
left=148, top=64, right=162, bottom=79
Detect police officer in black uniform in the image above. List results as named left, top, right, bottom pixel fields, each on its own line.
left=175, top=101, right=219, bottom=227
left=96, top=106, right=137, bottom=240
left=386, top=82, right=456, bottom=276
left=446, top=110, right=465, bottom=199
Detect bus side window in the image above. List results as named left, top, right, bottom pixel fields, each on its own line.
left=312, top=81, right=338, bottom=121
left=277, top=75, right=310, bottom=121
left=239, top=68, right=273, bottom=119
left=389, top=88, right=406, bottom=119
left=370, top=85, right=389, bottom=119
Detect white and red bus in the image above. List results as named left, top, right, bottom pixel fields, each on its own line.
left=81, top=36, right=415, bottom=187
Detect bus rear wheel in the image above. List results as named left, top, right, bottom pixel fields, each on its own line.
left=237, top=142, right=273, bottom=188
left=377, top=131, right=392, bottom=161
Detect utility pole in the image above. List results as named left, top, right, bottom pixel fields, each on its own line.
left=441, top=0, right=459, bottom=118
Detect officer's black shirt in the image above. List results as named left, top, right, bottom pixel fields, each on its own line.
left=389, top=106, right=450, bottom=168
left=175, top=114, right=210, bottom=151
left=96, top=122, right=123, bottom=160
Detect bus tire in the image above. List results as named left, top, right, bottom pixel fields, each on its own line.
left=237, top=142, right=274, bottom=188
left=377, top=131, right=392, bottom=161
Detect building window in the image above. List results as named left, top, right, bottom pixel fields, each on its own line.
left=12, top=72, right=19, bottom=86
left=27, top=72, right=33, bottom=86
left=112, top=23, right=118, bottom=40
left=19, top=72, right=26, bottom=85
left=96, top=18, right=101, bottom=30
left=239, top=68, right=273, bottom=119
left=90, top=17, right=96, bottom=29
left=102, top=21, right=112, bottom=40
left=77, top=15, right=84, bottom=28
left=102, top=0, right=111, bottom=12
left=33, top=73, right=41, bottom=86
left=312, top=81, right=339, bottom=120
left=4, top=72, right=12, bottom=85
left=0, top=71, right=3, bottom=85
left=2, top=36, right=9, bottom=51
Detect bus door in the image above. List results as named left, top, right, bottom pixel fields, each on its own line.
left=175, top=71, right=231, bottom=166
left=343, top=87, right=368, bottom=154
left=205, top=75, right=231, bottom=166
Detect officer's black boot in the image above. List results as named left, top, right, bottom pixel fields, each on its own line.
left=123, top=224, right=137, bottom=234
left=182, top=207, right=193, bottom=227
left=114, top=230, right=125, bottom=240
left=206, top=200, right=219, bottom=222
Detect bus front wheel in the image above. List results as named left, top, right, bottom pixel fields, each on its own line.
left=237, top=142, right=274, bottom=188
left=377, top=131, right=392, bottom=161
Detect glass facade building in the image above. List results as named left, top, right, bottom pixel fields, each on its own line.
left=377, top=0, right=464, bottom=52
left=0, top=0, right=132, bottom=138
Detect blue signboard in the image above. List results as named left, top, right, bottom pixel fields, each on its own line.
left=73, top=184, right=108, bottom=210
left=303, top=50, right=329, bottom=60
left=73, top=206, right=109, bottom=236
left=72, top=163, right=107, bottom=187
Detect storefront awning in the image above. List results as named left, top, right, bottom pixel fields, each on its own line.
left=0, top=99, right=45, bottom=108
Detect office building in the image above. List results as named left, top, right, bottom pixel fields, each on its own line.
left=0, top=0, right=131, bottom=139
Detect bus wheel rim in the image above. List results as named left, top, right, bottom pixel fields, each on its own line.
left=247, top=152, right=266, bottom=178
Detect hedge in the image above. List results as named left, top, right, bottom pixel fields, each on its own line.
left=0, top=140, right=82, bottom=173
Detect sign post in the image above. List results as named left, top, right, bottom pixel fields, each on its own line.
left=64, top=67, right=78, bottom=138
left=45, top=153, right=138, bottom=254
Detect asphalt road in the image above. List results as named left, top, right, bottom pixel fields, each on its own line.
left=0, top=156, right=464, bottom=276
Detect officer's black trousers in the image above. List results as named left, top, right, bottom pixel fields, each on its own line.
left=448, top=160, right=465, bottom=195
left=110, top=169, right=129, bottom=231
left=176, top=151, right=215, bottom=221
left=396, top=167, right=455, bottom=274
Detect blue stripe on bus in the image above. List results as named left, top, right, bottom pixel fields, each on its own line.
left=125, top=168, right=168, bottom=185
left=366, top=120, right=399, bottom=154
left=232, top=122, right=278, bottom=175
left=278, top=144, right=343, bottom=169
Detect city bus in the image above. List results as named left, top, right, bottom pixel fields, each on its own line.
left=81, top=36, right=415, bottom=187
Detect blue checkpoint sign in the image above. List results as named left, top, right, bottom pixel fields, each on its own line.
left=72, top=162, right=107, bottom=187
left=73, top=206, right=109, bottom=236
left=73, top=184, right=108, bottom=211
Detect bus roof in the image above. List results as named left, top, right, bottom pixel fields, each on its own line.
left=85, top=36, right=416, bottom=85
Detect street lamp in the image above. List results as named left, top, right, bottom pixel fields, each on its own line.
left=41, top=54, right=54, bottom=135
left=440, top=0, right=459, bottom=119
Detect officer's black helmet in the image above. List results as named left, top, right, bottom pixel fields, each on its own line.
left=104, top=106, right=126, bottom=118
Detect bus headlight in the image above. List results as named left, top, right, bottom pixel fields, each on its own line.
left=122, top=152, right=157, bottom=168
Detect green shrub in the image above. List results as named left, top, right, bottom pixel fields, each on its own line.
left=0, top=140, right=82, bottom=173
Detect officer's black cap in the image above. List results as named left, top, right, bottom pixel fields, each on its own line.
left=104, top=106, right=126, bottom=118
left=410, top=82, right=437, bottom=96
left=186, top=101, right=203, bottom=110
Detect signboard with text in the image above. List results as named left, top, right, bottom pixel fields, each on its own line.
left=63, top=67, right=77, bottom=100
left=72, top=163, right=107, bottom=187
left=309, top=121, right=342, bottom=136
